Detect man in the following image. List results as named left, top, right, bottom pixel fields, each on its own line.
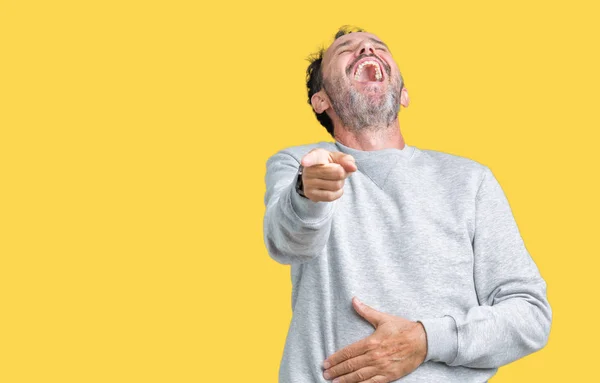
left=262, top=26, right=552, bottom=383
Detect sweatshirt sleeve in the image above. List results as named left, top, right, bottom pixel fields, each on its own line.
left=417, top=166, right=552, bottom=368
left=262, top=150, right=337, bottom=265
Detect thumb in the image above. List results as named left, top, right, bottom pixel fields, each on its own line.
left=301, top=148, right=332, bottom=167
left=330, top=152, right=357, bottom=173
left=352, top=297, right=384, bottom=328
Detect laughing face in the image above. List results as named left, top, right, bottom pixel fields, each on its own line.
left=312, top=32, right=408, bottom=133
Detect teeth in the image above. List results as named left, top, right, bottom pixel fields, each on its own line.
left=354, top=60, right=383, bottom=81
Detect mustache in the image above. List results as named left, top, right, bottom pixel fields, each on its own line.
left=345, top=54, right=391, bottom=77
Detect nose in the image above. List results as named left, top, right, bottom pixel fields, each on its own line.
left=357, top=40, right=376, bottom=56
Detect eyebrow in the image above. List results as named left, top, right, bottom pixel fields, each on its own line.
left=331, top=40, right=353, bottom=55
left=331, top=37, right=390, bottom=55
left=370, top=38, right=390, bottom=51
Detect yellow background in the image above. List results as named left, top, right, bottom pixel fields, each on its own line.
left=1, top=0, right=598, bottom=381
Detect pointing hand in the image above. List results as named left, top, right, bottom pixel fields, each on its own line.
left=299, top=149, right=357, bottom=202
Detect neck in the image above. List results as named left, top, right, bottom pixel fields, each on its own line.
left=333, top=119, right=406, bottom=151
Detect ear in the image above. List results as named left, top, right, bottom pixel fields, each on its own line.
left=311, top=90, right=331, bottom=114
left=400, top=87, right=410, bottom=108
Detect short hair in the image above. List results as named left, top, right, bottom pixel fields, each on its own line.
left=306, top=26, right=366, bottom=137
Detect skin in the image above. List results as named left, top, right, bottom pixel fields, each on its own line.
left=321, top=297, right=427, bottom=382
left=311, top=31, right=410, bottom=151
left=299, top=32, right=428, bottom=382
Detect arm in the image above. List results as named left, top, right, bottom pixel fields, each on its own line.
left=417, top=166, right=552, bottom=368
left=262, top=151, right=337, bottom=265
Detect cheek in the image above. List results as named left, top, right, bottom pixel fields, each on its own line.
left=334, top=59, right=352, bottom=75
left=381, top=56, right=397, bottom=73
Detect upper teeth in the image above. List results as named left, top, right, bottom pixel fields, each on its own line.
left=354, top=60, right=383, bottom=81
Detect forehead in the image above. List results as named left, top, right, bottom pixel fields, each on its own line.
left=323, top=32, right=385, bottom=63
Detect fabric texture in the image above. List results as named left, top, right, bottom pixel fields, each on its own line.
left=262, top=140, right=552, bottom=383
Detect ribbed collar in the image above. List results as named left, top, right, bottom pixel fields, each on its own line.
left=334, top=140, right=415, bottom=189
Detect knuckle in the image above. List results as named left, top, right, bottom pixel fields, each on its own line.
left=324, top=180, right=337, bottom=192
left=306, top=190, right=319, bottom=201
left=356, top=371, right=366, bottom=380
left=327, top=190, right=341, bottom=202
left=367, top=338, right=381, bottom=348
left=367, top=352, right=378, bottom=363
left=370, top=348, right=386, bottom=359
left=326, top=166, right=338, bottom=178
left=374, top=355, right=388, bottom=367
left=344, top=360, right=355, bottom=372
left=327, top=191, right=341, bottom=201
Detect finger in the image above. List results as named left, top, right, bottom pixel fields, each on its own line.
left=324, top=337, right=376, bottom=369
left=340, top=159, right=357, bottom=173
left=305, top=188, right=344, bottom=202
left=323, top=354, right=372, bottom=380
left=304, top=163, right=349, bottom=181
left=357, top=375, right=387, bottom=383
left=353, top=297, right=385, bottom=328
left=301, top=148, right=332, bottom=167
left=330, top=152, right=357, bottom=173
left=334, top=366, right=379, bottom=383
left=305, top=178, right=345, bottom=192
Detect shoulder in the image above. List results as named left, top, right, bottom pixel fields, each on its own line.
left=415, top=146, right=490, bottom=189
left=266, top=141, right=337, bottom=164
left=418, top=146, right=486, bottom=169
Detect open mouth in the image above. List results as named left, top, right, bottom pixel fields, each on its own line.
left=353, top=59, right=384, bottom=82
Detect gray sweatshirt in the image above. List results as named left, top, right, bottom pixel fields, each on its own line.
left=262, top=140, right=552, bottom=383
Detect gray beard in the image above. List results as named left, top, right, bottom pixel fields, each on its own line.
left=323, top=75, right=403, bottom=132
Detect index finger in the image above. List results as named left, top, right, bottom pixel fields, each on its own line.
left=323, top=336, right=374, bottom=369
left=304, top=163, right=348, bottom=181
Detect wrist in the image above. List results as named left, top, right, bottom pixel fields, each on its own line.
left=295, top=165, right=309, bottom=199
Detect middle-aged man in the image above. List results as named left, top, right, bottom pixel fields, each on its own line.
left=262, top=26, right=552, bottom=383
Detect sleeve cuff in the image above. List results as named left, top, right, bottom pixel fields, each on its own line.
left=417, top=315, right=458, bottom=364
left=288, top=181, right=335, bottom=224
